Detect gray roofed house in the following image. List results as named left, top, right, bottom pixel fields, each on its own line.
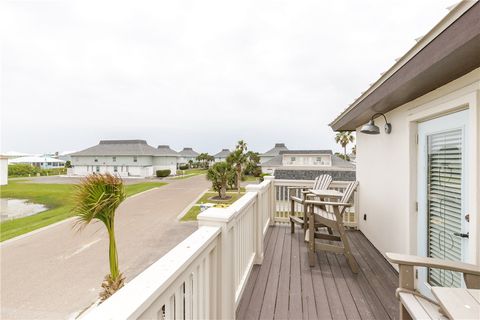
left=260, top=143, right=288, bottom=163
left=71, top=140, right=159, bottom=156
left=213, top=149, right=231, bottom=162
left=156, top=145, right=179, bottom=157
left=261, top=149, right=355, bottom=180
left=69, top=140, right=178, bottom=178
left=178, top=147, right=199, bottom=157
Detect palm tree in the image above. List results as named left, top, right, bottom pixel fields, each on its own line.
left=207, top=162, right=233, bottom=199
left=335, top=131, right=355, bottom=159
left=72, top=173, right=127, bottom=301
left=227, top=140, right=248, bottom=194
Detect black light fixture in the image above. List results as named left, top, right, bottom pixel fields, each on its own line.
left=360, top=113, right=392, bottom=134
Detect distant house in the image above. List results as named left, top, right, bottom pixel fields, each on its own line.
left=259, top=143, right=288, bottom=164
left=69, top=140, right=178, bottom=178
left=0, top=155, right=8, bottom=185
left=213, top=149, right=230, bottom=162
left=8, top=156, right=66, bottom=169
left=261, top=149, right=355, bottom=180
left=177, top=147, right=199, bottom=167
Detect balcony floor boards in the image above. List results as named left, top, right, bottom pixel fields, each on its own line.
left=236, top=226, right=399, bottom=320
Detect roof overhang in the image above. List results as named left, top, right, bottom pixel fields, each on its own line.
left=330, top=1, right=480, bottom=131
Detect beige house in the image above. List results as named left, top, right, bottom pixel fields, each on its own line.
left=330, top=1, right=480, bottom=297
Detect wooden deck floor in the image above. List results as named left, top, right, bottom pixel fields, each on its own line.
left=237, top=226, right=399, bottom=320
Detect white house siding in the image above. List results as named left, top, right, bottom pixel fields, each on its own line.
left=0, top=157, right=8, bottom=185
left=153, top=156, right=177, bottom=175
left=356, top=68, right=480, bottom=265
left=71, top=155, right=156, bottom=177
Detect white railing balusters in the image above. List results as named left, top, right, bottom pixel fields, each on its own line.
left=272, top=179, right=358, bottom=228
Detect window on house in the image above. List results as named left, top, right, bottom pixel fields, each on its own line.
left=133, top=156, right=137, bottom=162
left=290, top=157, right=296, bottom=162
left=114, top=166, right=118, bottom=172
left=94, top=158, right=98, bottom=162
left=95, top=166, right=100, bottom=172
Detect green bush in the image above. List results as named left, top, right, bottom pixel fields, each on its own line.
left=259, top=173, right=271, bottom=182
left=8, top=164, right=66, bottom=177
left=156, top=169, right=171, bottom=177
left=179, top=164, right=189, bottom=170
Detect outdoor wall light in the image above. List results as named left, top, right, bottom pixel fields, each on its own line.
left=360, top=113, right=392, bottom=134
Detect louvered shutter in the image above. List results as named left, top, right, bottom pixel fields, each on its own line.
left=427, top=129, right=463, bottom=287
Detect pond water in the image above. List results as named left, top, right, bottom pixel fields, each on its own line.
left=0, top=199, right=47, bottom=222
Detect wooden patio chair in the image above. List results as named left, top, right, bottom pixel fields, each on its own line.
left=386, top=253, right=480, bottom=320
left=288, top=174, right=332, bottom=234
left=305, top=181, right=359, bottom=272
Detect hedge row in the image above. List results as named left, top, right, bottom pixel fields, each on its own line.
left=8, top=164, right=66, bottom=177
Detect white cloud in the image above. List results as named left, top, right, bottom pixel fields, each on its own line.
left=1, top=0, right=454, bottom=154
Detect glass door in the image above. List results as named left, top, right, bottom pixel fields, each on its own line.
left=417, top=110, right=469, bottom=297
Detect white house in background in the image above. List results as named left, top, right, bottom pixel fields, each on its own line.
left=260, top=149, right=355, bottom=179
left=177, top=147, right=199, bottom=167
left=259, top=143, right=288, bottom=163
left=8, top=156, right=65, bottom=169
left=213, top=148, right=230, bottom=162
left=69, top=140, right=178, bottom=178
left=0, top=156, right=8, bottom=185
left=330, top=0, right=480, bottom=296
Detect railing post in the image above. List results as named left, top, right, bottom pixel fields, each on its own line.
left=246, top=184, right=264, bottom=265
left=198, top=208, right=235, bottom=320
left=263, top=176, right=276, bottom=225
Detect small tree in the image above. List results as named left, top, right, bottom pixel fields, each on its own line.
left=335, top=131, right=355, bottom=159
left=196, top=153, right=214, bottom=169
left=244, top=151, right=260, bottom=176
left=188, top=159, right=194, bottom=168
left=227, top=140, right=248, bottom=194
left=72, top=173, right=126, bottom=301
left=65, top=160, right=72, bottom=168
left=207, top=162, right=233, bottom=199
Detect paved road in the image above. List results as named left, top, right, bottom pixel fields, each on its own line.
left=0, top=175, right=209, bottom=319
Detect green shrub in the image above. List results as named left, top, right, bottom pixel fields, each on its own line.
left=8, top=164, right=40, bottom=177
left=179, top=164, right=189, bottom=170
left=259, top=173, right=271, bottom=182
left=8, top=164, right=66, bottom=177
left=156, top=169, right=171, bottom=177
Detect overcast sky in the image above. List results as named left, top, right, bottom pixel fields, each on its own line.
left=1, top=0, right=454, bottom=155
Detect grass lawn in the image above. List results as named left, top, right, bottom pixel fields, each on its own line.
left=181, top=190, right=245, bottom=221
left=243, top=175, right=259, bottom=182
left=172, top=168, right=207, bottom=180
left=0, top=180, right=167, bottom=242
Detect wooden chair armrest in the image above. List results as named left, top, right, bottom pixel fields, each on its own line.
left=386, top=253, right=480, bottom=276
left=305, top=200, right=352, bottom=207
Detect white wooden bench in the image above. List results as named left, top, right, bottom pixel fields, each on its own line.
left=386, top=253, right=480, bottom=320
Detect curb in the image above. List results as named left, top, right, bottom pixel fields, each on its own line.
left=177, top=188, right=209, bottom=220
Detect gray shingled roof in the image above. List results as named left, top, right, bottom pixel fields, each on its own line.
left=157, top=145, right=179, bottom=156
left=280, top=150, right=332, bottom=155
left=178, top=147, right=199, bottom=157
left=214, top=149, right=231, bottom=158
left=71, top=140, right=160, bottom=156
left=261, top=143, right=288, bottom=157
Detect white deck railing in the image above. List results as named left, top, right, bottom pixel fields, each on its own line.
left=273, top=179, right=359, bottom=228
left=82, top=176, right=275, bottom=320
left=81, top=176, right=356, bottom=319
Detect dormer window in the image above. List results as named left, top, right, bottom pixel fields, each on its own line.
left=133, top=156, right=138, bottom=162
